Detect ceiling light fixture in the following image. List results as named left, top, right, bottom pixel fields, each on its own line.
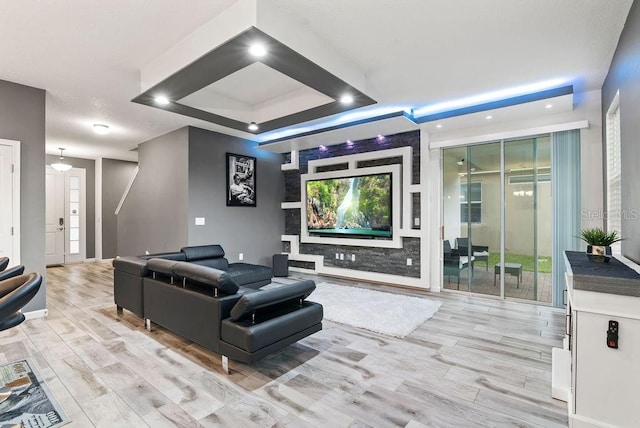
left=486, top=115, right=493, bottom=120
left=154, top=95, right=170, bottom=105
left=340, top=94, right=354, bottom=104
left=248, top=122, right=259, bottom=131
left=51, top=148, right=72, bottom=172
left=436, top=124, right=443, bottom=128
left=545, top=103, right=553, bottom=109
left=248, top=43, right=267, bottom=58
left=93, top=123, right=110, bottom=135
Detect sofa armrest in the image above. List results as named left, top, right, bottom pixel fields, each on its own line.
left=229, top=280, right=316, bottom=321
left=172, top=261, right=239, bottom=295
left=113, top=256, right=150, bottom=277
left=147, top=258, right=179, bottom=276
left=140, top=251, right=186, bottom=261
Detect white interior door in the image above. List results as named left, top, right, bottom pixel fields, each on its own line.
left=0, top=144, right=14, bottom=262
left=46, top=167, right=65, bottom=265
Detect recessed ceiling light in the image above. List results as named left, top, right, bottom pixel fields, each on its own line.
left=248, top=44, right=267, bottom=58
left=486, top=115, right=493, bottom=120
left=340, top=94, right=354, bottom=104
left=93, top=124, right=110, bottom=135
left=545, top=103, right=553, bottom=109
left=248, top=122, right=259, bottom=131
left=154, top=95, right=170, bottom=105
left=436, top=124, right=443, bottom=128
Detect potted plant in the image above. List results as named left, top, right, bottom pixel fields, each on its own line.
left=578, top=227, right=622, bottom=262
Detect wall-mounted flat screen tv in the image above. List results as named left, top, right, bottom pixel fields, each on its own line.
left=306, top=172, right=392, bottom=238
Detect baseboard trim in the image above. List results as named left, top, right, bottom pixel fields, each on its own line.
left=23, top=308, right=49, bottom=320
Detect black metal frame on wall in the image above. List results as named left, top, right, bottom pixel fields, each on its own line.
left=226, top=152, right=257, bottom=207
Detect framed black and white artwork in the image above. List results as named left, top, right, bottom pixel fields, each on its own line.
left=226, top=153, right=256, bottom=207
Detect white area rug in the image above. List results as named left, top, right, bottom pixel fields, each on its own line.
left=308, top=282, right=441, bottom=338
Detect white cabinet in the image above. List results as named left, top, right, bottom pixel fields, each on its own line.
left=563, top=251, right=640, bottom=428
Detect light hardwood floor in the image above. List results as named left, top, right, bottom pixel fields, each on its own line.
left=0, top=262, right=568, bottom=427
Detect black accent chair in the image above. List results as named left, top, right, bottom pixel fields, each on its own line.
left=0, top=264, right=25, bottom=282
left=0, top=257, right=9, bottom=272
left=0, top=273, right=43, bottom=331
left=443, top=240, right=472, bottom=289
left=456, top=237, right=489, bottom=270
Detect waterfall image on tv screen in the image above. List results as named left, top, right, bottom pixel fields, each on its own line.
left=306, top=173, right=392, bottom=238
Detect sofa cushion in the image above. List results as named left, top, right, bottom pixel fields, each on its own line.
left=181, top=245, right=225, bottom=261
left=172, top=261, right=239, bottom=295
left=226, top=263, right=273, bottom=287
left=112, top=256, right=150, bottom=276
left=229, top=280, right=315, bottom=321
left=221, top=302, right=323, bottom=352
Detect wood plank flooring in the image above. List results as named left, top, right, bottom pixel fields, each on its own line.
left=0, top=262, right=569, bottom=427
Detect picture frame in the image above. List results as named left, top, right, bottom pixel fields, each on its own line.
left=226, top=152, right=256, bottom=207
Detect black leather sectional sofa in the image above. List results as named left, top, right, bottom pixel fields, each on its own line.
left=112, top=245, right=323, bottom=371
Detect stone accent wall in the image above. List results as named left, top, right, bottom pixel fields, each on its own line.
left=283, top=130, right=422, bottom=279
left=288, top=260, right=316, bottom=270
left=412, top=193, right=421, bottom=229
left=285, top=209, right=301, bottom=235
left=300, top=238, right=420, bottom=277
left=284, top=171, right=300, bottom=202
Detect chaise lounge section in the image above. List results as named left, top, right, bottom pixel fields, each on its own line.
left=113, top=244, right=323, bottom=370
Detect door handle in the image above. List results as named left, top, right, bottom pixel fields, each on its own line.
left=57, top=227, right=64, bottom=231
left=59, top=217, right=64, bottom=226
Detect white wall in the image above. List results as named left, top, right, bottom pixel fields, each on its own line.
left=429, top=89, right=604, bottom=235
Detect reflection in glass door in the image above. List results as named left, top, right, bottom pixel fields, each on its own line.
left=442, top=136, right=552, bottom=303
left=504, top=136, right=551, bottom=302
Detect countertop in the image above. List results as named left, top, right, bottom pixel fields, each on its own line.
left=565, top=250, right=640, bottom=297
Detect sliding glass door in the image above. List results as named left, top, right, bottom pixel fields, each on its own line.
left=442, top=135, right=552, bottom=303
left=442, top=142, right=500, bottom=296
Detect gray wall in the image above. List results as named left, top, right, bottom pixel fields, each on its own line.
left=117, top=128, right=189, bottom=256
left=0, top=79, right=46, bottom=312
left=102, top=158, right=138, bottom=258
left=602, top=0, right=640, bottom=263
left=45, top=154, right=96, bottom=259
left=187, top=127, right=285, bottom=266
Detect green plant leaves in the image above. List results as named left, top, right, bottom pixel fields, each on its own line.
left=578, top=227, right=622, bottom=246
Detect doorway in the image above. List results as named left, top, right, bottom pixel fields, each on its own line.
left=0, top=140, right=19, bottom=264
left=45, top=166, right=86, bottom=265
left=442, top=135, right=552, bottom=303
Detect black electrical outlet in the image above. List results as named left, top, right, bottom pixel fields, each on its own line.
left=607, top=320, right=619, bottom=349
